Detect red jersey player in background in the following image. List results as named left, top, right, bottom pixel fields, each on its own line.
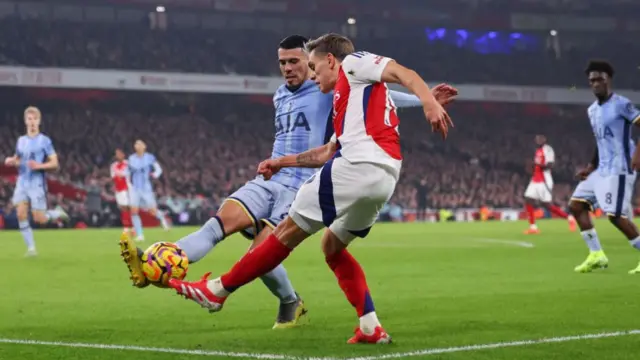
left=523, top=135, right=576, bottom=234
left=111, top=148, right=133, bottom=233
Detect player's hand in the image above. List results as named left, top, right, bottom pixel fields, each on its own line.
left=423, top=99, right=454, bottom=140
left=632, top=155, right=640, bottom=172
left=4, top=156, right=17, bottom=166
left=432, top=83, right=458, bottom=106
left=27, top=160, right=42, bottom=170
left=257, top=159, right=282, bottom=180
left=575, top=166, right=594, bottom=181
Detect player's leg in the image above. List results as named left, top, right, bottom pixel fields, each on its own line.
left=596, top=174, right=640, bottom=274
left=538, top=184, right=576, bottom=232
left=129, top=190, right=145, bottom=241
left=114, top=191, right=132, bottom=232
left=523, top=182, right=539, bottom=233
left=175, top=180, right=274, bottom=263
left=250, top=224, right=307, bottom=329
left=13, top=185, right=36, bottom=256
left=570, top=173, right=607, bottom=272
left=145, top=192, right=169, bottom=231
left=167, top=169, right=329, bottom=312
left=320, top=161, right=396, bottom=344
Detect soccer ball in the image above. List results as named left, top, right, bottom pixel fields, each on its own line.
left=141, top=242, right=189, bottom=287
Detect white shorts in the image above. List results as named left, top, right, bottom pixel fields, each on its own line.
left=524, top=181, right=553, bottom=203
left=115, top=190, right=130, bottom=207
left=289, top=156, right=398, bottom=244
left=571, top=172, right=636, bottom=217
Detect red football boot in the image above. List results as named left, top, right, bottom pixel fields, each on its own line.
left=168, top=272, right=227, bottom=313
left=347, top=326, right=392, bottom=344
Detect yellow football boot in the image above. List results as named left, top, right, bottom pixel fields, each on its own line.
left=628, top=261, right=640, bottom=274
left=119, top=231, right=149, bottom=288
left=574, top=251, right=609, bottom=273
left=272, top=293, right=308, bottom=329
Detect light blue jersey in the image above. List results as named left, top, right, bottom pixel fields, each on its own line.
left=12, top=133, right=56, bottom=210
left=588, top=94, right=640, bottom=176
left=14, top=133, right=55, bottom=188
left=270, top=80, right=334, bottom=190
left=128, top=152, right=161, bottom=192
left=269, top=80, right=422, bottom=190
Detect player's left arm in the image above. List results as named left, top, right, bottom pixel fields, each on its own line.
left=151, top=160, right=163, bottom=179
left=623, top=100, right=640, bottom=169
left=540, top=145, right=555, bottom=170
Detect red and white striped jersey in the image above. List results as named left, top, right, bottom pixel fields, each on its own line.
left=331, top=51, right=402, bottom=178
left=531, top=144, right=555, bottom=184
left=110, top=160, right=129, bottom=192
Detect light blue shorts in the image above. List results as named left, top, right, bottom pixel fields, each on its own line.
left=226, top=177, right=297, bottom=240
left=129, top=190, right=157, bottom=209
left=571, top=171, right=636, bottom=217
left=12, top=184, right=47, bottom=211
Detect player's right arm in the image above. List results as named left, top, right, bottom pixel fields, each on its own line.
left=343, top=53, right=453, bottom=139
left=4, top=140, right=20, bottom=167
left=576, top=147, right=598, bottom=180
left=258, top=138, right=338, bottom=179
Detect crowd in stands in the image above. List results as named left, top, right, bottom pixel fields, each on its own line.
left=0, top=90, right=607, bottom=227
left=0, top=17, right=639, bottom=88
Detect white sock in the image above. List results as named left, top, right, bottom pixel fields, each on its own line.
left=359, top=312, right=381, bottom=335
left=207, top=277, right=230, bottom=298
left=530, top=224, right=538, bottom=230
left=581, top=229, right=602, bottom=252
left=630, top=237, right=640, bottom=251
left=45, top=209, right=62, bottom=221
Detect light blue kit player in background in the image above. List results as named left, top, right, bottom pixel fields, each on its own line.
left=569, top=60, right=640, bottom=274
left=118, top=35, right=449, bottom=329
left=127, top=139, right=170, bottom=242
left=4, top=106, right=68, bottom=257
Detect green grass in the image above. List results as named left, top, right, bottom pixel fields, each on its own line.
left=1, top=220, right=640, bottom=360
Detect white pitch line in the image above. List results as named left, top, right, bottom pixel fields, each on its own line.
left=345, top=329, right=640, bottom=360
left=472, top=238, right=535, bottom=248
left=1, top=329, right=639, bottom=360
left=0, top=338, right=335, bottom=360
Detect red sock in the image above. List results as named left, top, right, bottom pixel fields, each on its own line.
left=120, top=210, right=132, bottom=228
left=221, top=233, right=292, bottom=292
left=326, top=249, right=375, bottom=317
left=525, top=204, right=536, bottom=225
left=548, top=205, right=568, bottom=218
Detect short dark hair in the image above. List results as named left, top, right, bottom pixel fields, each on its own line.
left=305, top=33, right=355, bottom=61
left=279, top=35, right=309, bottom=50
left=585, top=60, right=614, bottom=77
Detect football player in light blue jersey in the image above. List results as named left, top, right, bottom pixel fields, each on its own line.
left=127, top=139, right=170, bottom=241
left=4, top=106, right=68, bottom=256
left=569, top=60, right=640, bottom=274
left=119, top=35, right=455, bottom=328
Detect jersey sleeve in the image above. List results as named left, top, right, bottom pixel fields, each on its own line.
left=619, top=98, right=640, bottom=124
left=543, top=145, right=555, bottom=164
left=342, top=52, right=394, bottom=83
left=389, top=90, right=421, bottom=108
left=43, top=136, right=56, bottom=157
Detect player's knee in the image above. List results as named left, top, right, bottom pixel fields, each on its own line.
left=321, top=230, right=347, bottom=257
left=607, top=214, right=623, bottom=225
left=272, top=217, right=307, bottom=249
left=568, top=201, right=586, bottom=216
left=130, top=207, right=140, bottom=215
left=217, top=205, right=254, bottom=235
left=32, top=212, right=47, bottom=224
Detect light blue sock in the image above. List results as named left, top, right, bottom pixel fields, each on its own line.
left=131, top=214, right=144, bottom=238
left=260, top=264, right=298, bottom=304
left=176, top=217, right=225, bottom=263
left=156, top=210, right=168, bottom=228
left=45, top=209, right=62, bottom=221
left=630, top=237, right=640, bottom=251
left=19, top=220, right=36, bottom=250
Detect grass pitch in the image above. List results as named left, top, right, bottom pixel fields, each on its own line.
left=1, top=220, right=640, bottom=360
